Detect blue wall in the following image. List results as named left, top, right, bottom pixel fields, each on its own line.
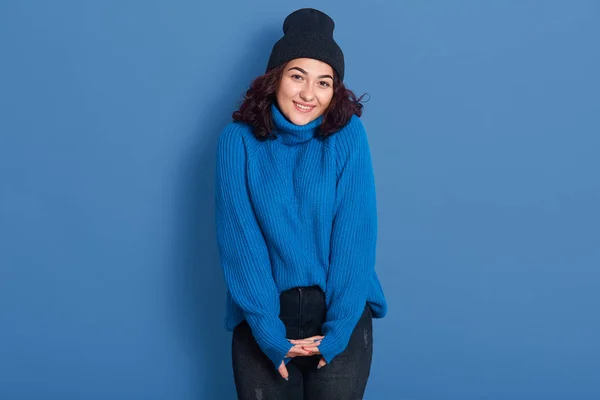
left=1, top=1, right=598, bottom=399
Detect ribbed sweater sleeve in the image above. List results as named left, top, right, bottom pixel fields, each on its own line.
left=318, top=117, right=378, bottom=364
left=215, top=124, right=293, bottom=369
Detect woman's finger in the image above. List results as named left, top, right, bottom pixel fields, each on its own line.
left=288, top=335, right=324, bottom=344
left=317, top=357, right=327, bottom=369
left=278, top=362, right=289, bottom=381
left=301, top=346, right=321, bottom=354
left=289, top=345, right=320, bottom=357
left=289, top=348, right=310, bottom=356
left=286, top=345, right=310, bottom=357
left=293, top=344, right=311, bottom=353
left=289, top=339, right=322, bottom=345
left=288, top=339, right=312, bottom=345
left=303, top=335, right=325, bottom=341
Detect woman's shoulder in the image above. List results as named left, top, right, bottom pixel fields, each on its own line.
left=219, top=120, right=255, bottom=141
left=326, top=114, right=370, bottom=155
left=218, top=120, right=259, bottom=146
left=217, top=120, right=263, bottom=158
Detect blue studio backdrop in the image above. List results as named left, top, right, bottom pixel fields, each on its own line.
left=1, top=1, right=598, bottom=399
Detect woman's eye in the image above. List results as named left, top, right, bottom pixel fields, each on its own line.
left=292, top=75, right=303, bottom=80
left=319, top=81, right=331, bottom=87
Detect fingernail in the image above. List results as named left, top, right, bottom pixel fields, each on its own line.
left=317, top=364, right=323, bottom=370
left=284, top=377, right=289, bottom=381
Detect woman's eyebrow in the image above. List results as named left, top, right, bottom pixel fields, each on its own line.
left=288, top=66, right=334, bottom=80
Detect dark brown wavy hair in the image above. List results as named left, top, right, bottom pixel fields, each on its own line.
left=232, top=63, right=368, bottom=140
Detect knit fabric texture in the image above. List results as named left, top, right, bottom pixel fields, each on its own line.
left=215, top=103, right=387, bottom=369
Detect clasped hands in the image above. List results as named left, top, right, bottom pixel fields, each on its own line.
left=278, top=335, right=327, bottom=380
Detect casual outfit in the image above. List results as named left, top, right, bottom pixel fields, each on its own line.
left=232, top=286, right=373, bottom=399
left=214, top=7, right=387, bottom=399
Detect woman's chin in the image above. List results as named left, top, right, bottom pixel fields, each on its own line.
left=291, top=118, right=310, bottom=126
left=288, top=112, right=318, bottom=126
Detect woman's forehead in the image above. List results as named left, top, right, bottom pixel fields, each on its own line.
left=285, top=58, right=334, bottom=74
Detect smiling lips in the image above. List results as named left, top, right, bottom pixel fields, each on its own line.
left=294, top=101, right=316, bottom=113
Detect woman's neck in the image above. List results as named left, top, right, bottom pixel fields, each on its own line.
left=271, top=102, right=323, bottom=146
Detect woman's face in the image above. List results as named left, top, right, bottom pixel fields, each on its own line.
left=275, top=58, right=335, bottom=126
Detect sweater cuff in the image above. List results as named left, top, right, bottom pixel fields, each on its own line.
left=317, top=331, right=347, bottom=364
left=262, top=336, right=294, bottom=370
left=247, top=316, right=294, bottom=369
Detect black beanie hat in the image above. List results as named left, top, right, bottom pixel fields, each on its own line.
left=266, top=8, right=345, bottom=81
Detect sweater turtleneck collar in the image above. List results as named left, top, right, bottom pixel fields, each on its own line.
left=271, top=102, right=324, bottom=146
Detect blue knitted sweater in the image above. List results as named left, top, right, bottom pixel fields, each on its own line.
left=215, top=103, right=387, bottom=368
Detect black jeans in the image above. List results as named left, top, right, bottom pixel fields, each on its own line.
left=232, top=286, right=373, bottom=400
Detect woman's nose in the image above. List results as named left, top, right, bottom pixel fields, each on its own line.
left=300, top=88, right=315, bottom=102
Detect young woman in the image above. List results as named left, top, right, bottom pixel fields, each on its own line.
left=215, top=8, right=387, bottom=399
